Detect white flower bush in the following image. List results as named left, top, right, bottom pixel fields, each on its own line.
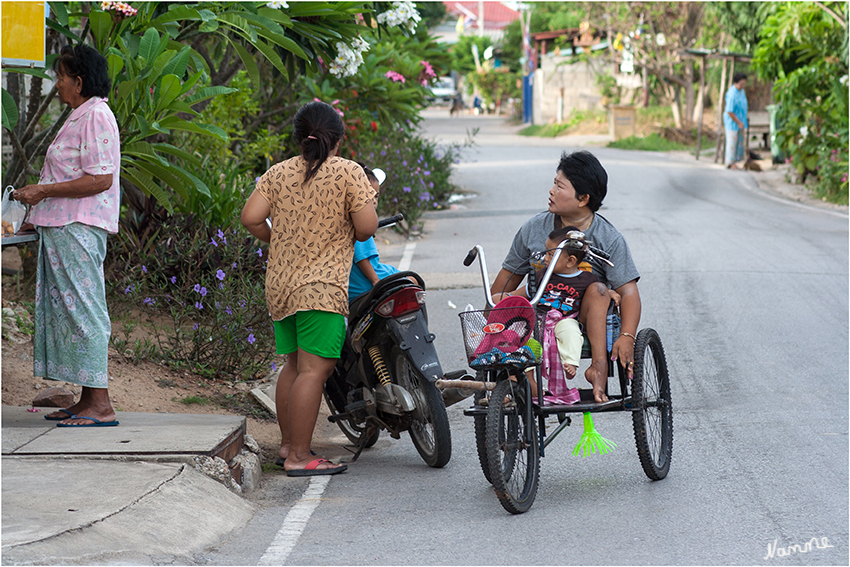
left=266, top=1, right=288, bottom=8
left=329, top=36, right=370, bottom=78
left=377, top=1, right=421, bottom=33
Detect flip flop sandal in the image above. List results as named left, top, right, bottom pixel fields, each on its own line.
left=286, top=458, right=348, bottom=477
left=275, top=450, right=317, bottom=467
left=56, top=416, right=119, bottom=427
left=44, top=408, right=75, bottom=421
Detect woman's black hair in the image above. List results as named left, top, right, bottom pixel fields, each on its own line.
left=53, top=44, right=111, bottom=98
left=732, top=72, right=748, bottom=84
left=294, top=101, right=346, bottom=183
left=556, top=150, right=608, bottom=212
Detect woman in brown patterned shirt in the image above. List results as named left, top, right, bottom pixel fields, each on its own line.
left=242, top=101, right=378, bottom=476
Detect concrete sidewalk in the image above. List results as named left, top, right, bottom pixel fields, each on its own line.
left=1, top=406, right=257, bottom=565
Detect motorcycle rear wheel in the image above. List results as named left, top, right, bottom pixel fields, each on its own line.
left=392, top=347, right=452, bottom=468
left=323, top=369, right=380, bottom=448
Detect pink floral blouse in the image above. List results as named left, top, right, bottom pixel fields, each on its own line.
left=29, top=97, right=121, bottom=234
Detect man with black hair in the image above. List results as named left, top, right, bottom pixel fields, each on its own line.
left=724, top=73, right=749, bottom=169
left=490, top=151, right=641, bottom=403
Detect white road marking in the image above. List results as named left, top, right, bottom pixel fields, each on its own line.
left=258, top=476, right=331, bottom=565
left=398, top=242, right=416, bottom=271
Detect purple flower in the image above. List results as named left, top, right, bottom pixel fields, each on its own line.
left=195, top=301, right=203, bottom=310
left=424, top=170, right=430, bottom=176
left=225, top=306, right=232, bottom=315
left=142, top=265, right=147, bottom=274
left=124, top=284, right=134, bottom=295
left=232, top=262, right=237, bottom=269
left=255, top=177, right=261, bottom=184
left=193, top=323, right=199, bottom=330
left=200, top=287, right=208, bottom=297
left=420, top=192, right=430, bottom=202
left=210, top=237, right=218, bottom=247
left=240, top=300, right=246, bottom=308
left=217, top=229, right=225, bottom=239
left=429, top=182, right=434, bottom=189
left=171, top=276, right=177, bottom=284
left=194, top=284, right=201, bottom=293
left=143, top=297, right=155, bottom=306
left=219, top=282, right=224, bottom=289
left=380, top=150, right=386, bottom=156
left=403, top=160, right=408, bottom=166
left=271, top=362, right=277, bottom=371
left=247, top=333, right=256, bottom=344
left=256, top=248, right=263, bottom=257
left=216, top=269, right=226, bottom=281
left=403, top=186, right=412, bottom=193
left=215, top=301, right=221, bottom=309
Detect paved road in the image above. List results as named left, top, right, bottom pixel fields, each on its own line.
left=201, top=111, right=848, bottom=566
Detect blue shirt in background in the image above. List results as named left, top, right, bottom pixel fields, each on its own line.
left=349, top=237, right=400, bottom=300
left=723, top=85, right=748, bottom=131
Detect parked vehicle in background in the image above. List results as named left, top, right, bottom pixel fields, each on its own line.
left=428, top=76, right=457, bottom=105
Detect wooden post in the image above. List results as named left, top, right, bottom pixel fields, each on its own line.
left=695, top=54, right=706, bottom=160
left=714, top=57, right=728, bottom=163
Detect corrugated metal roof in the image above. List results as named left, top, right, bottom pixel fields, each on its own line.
left=443, top=1, right=520, bottom=30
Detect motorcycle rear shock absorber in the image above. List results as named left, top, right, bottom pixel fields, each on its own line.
left=367, top=345, right=392, bottom=387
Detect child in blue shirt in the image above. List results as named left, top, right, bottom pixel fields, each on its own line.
left=348, top=164, right=399, bottom=300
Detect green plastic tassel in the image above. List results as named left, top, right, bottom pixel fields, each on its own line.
left=572, top=412, right=617, bottom=457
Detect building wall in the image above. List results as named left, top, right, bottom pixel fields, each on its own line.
left=532, top=55, right=607, bottom=125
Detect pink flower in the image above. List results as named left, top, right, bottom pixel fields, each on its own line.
left=420, top=60, right=436, bottom=79
left=385, top=71, right=406, bottom=83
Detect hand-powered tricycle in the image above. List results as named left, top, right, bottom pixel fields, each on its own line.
left=435, top=238, right=673, bottom=514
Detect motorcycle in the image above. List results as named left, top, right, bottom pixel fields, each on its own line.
left=323, top=214, right=469, bottom=468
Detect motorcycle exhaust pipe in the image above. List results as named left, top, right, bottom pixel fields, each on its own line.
left=436, top=374, right=488, bottom=407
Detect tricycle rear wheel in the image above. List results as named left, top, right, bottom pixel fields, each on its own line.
left=631, top=328, right=673, bottom=480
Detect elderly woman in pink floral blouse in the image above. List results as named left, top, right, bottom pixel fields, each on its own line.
left=14, top=44, right=121, bottom=427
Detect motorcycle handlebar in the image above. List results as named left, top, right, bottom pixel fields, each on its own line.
left=378, top=214, right=404, bottom=228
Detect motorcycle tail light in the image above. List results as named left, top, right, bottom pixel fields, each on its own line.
left=376, top=287, right=424, bottom=318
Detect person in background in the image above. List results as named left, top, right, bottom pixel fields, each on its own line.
left=14, top=44, right=121, bottom=427
left=241, top=101, right=378, bottom=477
left=724, top=72, right=749, bottom=169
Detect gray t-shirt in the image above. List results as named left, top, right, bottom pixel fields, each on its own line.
left=502, top=211, right=640, bottom=290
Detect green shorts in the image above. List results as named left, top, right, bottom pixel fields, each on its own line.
left=273, top=310, right=346, bottom=359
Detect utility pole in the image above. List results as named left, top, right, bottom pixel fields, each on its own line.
left=478, top=0, right=484, bottom=37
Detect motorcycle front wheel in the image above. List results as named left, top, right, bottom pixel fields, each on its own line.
left=323, top=368, right=380, bottom=448
left=392, top=347, right=452, bottom=468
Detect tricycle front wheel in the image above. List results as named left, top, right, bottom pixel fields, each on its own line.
left=485, top=378, right=539, bottom=514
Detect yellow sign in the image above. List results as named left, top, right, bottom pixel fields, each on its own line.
left=1, top=2, right=47, bottom=67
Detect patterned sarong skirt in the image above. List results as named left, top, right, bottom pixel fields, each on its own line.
left=33, top=223, right=110, bottom=388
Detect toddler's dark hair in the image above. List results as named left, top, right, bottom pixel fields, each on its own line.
left=356, top=161, right=379, bottom=185
left=548, top=226, right=586, bottom=262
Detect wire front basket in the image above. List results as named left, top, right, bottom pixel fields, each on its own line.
left=458, top=306, right=540, bottom=370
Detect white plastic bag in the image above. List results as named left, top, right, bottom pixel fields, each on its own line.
left=1, top=186, right=27, bottom=236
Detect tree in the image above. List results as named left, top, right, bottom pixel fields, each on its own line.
left=752, top=1, right=848, bottom=202
left=2, top=1, right=377, bottom=214
left=583, top=2, right=707, bottom=128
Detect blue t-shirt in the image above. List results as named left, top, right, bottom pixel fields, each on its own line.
left=349, top=237, right=400, bottom=299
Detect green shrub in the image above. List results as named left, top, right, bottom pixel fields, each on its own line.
left=107, top=216, right=275, bottom=381
left=356, top=127, right=471, bottom=233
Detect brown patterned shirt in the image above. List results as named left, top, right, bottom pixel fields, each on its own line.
left=256, top=155, right=375, bottom=320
